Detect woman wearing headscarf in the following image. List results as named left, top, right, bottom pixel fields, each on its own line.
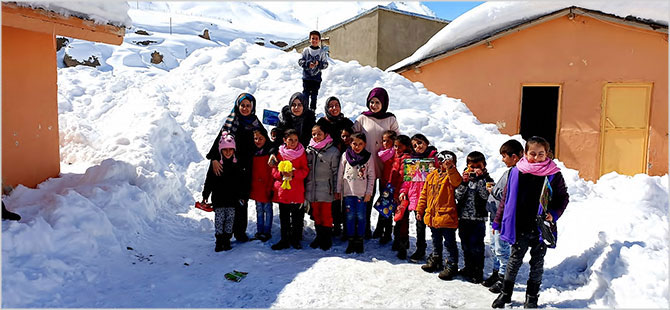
left=276, top=92, right=317, bottom=148
left=352, top=87, right=400, bottom=238
left=206, top=92, right=262, bottom=242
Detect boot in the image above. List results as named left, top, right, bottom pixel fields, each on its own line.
left=524, top=281, right=541, bottom=308
left=421, top=253, right=444, bottom=273
left=310, top=226, right=321, bottom=249
left=380, top=223, right=392, bottom=245
left=291, top=237, right=302, bottom=249
left=482, top=270, right=499, bottom=287
left=271, top=239, right=291, bottom=250
left=333, top=224, right=341, bottom=237
left=345, top=237, right=356, bottom=254
left=214, top=234, right=225, bottom=252
left=355, top=237, right=365, bottom=253
left=409, top=244, right=426, bottom=263
left=372, top=227, right=382, bottom=239
left=468, top=267, right=484, bottom=284
left=489, top=278, right=503, bottom=293
left=438, top=263, right=458, bottom=280
left=222, top=233, right=232, bottom=251
left=396, top=239, right=409, bottom=259
left=235, top=233, right=249, bottom=243
left=391, top=239, right=399, bottom=251
left=492, top=280, right=514, bottom=308
left=320, top=227, right=332, bottom=251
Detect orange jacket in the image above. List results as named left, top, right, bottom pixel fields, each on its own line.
left=416, top=166, right=462, bottom=229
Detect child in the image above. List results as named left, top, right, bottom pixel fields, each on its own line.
left=336, top=132, right=375, bottom=254
left=299, top=30, right=329, bottom=111
left=250, top=127, right=274, bottom=242
left=483, top=139, right=523, bottom=292
left=372, top=130, right=397, bottom=244
left=455, top=151, right=494, bottom=283
left=305, top=121, right=341, bottom=250
left=271, top=129, right=310, bottom=250
left=202, top=132, right=243, bottom=252
left=492, top=136, right=569, bottom=309
left=416, top=150, right=462, bottom=280
left=398, top=134, right=439, bottom=262
left=332, top=126, right=354, bottom=237
left=390, top=135, right=412, bottom=258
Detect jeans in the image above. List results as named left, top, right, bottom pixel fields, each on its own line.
left=490, top=223, right=510, bottom=276
left=504, top=230, right=547, bottom=284
left=430, top=227, right=459, bottom=266
left=255, top=202, right=273, bottom=235
left=344, top=196, right=366, bottom=237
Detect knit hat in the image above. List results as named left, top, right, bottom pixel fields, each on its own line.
left=218, top=131, right=237, bottom=163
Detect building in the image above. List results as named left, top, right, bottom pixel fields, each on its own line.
left=390, top=4, right=668, bottom=181
left=2, top=2, right=126, bottom=189
left=285, top=5, right=448, bottom=71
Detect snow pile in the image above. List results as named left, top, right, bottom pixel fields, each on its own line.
left=19, top=1, right=131, bottom=27
left=388, top=0, right=669, bottom=71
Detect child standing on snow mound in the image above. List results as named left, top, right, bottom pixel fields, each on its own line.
left=250, top=127, right=274, bottom=242
left=455, top=151, right=494, bottom=283
left=336, top=132, right=375, bottom=254
left=416, top=150, right=462, bottom=280
left=305, top=121, right=341, bottom=251
left=299, top=30, right=329, bottom=111
left=492, top=136, right=569, bottom=309
left=483, top=139, right=523, bottom=293
left=271, top=129, right=310, bottom=251
left=202, top=132, right=243, bottom=252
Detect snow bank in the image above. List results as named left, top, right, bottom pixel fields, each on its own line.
left=20, top=1, right=131, bottom=27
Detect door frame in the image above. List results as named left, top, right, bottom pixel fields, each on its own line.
left=517, top=83, right=563, bottom=158
left=599, top=82, right=653, bottom=177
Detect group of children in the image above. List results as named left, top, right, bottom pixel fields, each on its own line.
left=201, top=30, right=570, bottom=309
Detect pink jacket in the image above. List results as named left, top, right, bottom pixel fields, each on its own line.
left=399, top=149, right=438, bottom=211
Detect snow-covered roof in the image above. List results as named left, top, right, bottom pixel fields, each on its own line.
left=387, top=1, right=669, bottom=72
left=284, top=5, right=448, bottom=51
left=16, top=1, right=131, bottom=28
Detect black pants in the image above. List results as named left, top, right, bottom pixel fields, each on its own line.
left=332, top=199, right=343, bottom=229
left=302, top=79, right=321, bottom=111
left=458, top=219, right=486, bottom=272
left=279, top=203, right=305, bottom=242
left=414, top=210, right=426, bottom=249
left=504, top=230, right=547, bottom=284
left=233, top=200, right=248, bottom=239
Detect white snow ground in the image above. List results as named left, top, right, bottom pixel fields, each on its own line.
left=2, top=2, right=668, bottom=308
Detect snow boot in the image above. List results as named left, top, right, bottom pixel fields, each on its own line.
left=489, top=278, right=503, bottom=293
left=482, top=270, right=499, bottom=287
left=355, top=236, right=365, bottom=253
left=421, top=253, right=444, bottom=273
left=271, top=239, right=291, bottom=250
left=524, top=280, right=541, bottom=308
left=214, top=234, right=225, bottom=252
left=372, top=227, right=382, bottom=239
left=222, top=233, right=233, bottom=251
left=333, top=224, right=341, bottom=237
left=438, top=263, right=458, bottom=281
left=345, top=237, right=356, bottom=254
left=467, top=266, right=484, bottom=284
left=2, top=202, right=20, bottom=221
left=310, top=226, right=322, bottom=249
left=291, top=238, right=302, bottom=249
left=409, top=244, right=426, bottom=263
left=391, top=239, right=399, bottom=251
left=320, top=227, right=332, bottom=251
left=492, top=280, right=515, bottom=308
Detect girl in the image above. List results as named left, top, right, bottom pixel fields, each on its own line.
left=271, top=129, right=310, bottom=250
left=398, top=134, right=439, bottom=262
left=336, top=132, right=375, bottom=254
left=202, top=132, right=242, bottom=252
left=353, top=87, right=400, bottom=239
left=373, top=130, right=398, bottom=244
left=333, top=126, right=355, bottom=237
left=492, top=136, right=569, bottom=309
left=250, top=127, right=274, bottom=242
left=305, top=121, right=341, bottom=250
left=390, top=135, right=413, bottom=259
left=319, top=96, right=354, bottom=153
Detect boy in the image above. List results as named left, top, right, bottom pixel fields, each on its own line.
left=455, top=151, right=493, bottom=283
left=416, top=151, right=462, bottom=280
left=298, top=30, right=329, bottom=111
left=484, top=139, right=524, bottom=292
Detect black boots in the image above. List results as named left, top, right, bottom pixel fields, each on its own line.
left=489, top=278, right=503, bottom=293
left=215, top=233, right=232, bottom=252
left=215, top=234, right=224, bottom=252
left=409, top=244, right=426, bottom=262
left=438, top=263, right=458, bottom=280
left=524, top=281, right=541, bottom=308
left=492, top=280, right=515, bottom=308
left=2, top=202, right=20, bottom=221
left=320, top=227, right=332, bottom=250
left=395, top=238, right=409, bottom=260
left=482, top=270, right=499, bottom=287
left=345, top=237, right=364, bottom=254
left=310, top=226, right=322, bottom=249
left=421, top=253, right=444, bottom=273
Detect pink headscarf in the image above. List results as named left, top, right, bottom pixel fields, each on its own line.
left=516, top=157, right=560, bottom=176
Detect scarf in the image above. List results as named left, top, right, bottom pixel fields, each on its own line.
left=378, top=147, right=395, bottom=162
left=325, top=96, right=346, bottom=122
left=362, top=87, right=395, bottom=120
left=412, top=145, right=437, bottom=159
left=516, top=157, right=560, bottom=176
left=279, top=143, right=305, bottom=161
left=222, top=93, right=261, bottom=134
left=309, top=134, right=333, bottom=150
left=345, top=147, right=371, bottom=167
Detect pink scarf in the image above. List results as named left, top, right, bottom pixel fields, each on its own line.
left=308, top=134, right=333, bottom=150
left=377, top=147, right=394, bottom=162
left=279, top=143, right=305, bottom=161
left=516, top=157, right=560, bottom=176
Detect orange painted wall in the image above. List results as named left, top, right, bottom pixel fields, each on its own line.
left=401, top=14, right=668, bottom=181
left=2, top=25, right=60, bottom=188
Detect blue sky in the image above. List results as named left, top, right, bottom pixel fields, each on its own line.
left=421, top=1, right=484, bottom=21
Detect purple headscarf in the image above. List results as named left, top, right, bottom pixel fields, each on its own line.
left=362, top=87, right=395, bottom=119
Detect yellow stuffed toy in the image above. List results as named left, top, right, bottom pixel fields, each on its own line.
left=278, top=160, right=293, bottom=190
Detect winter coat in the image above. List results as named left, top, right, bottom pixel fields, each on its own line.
left=416, top=166, right=462, bottom=229
left=455, top=171, right=494, bottom=221
left=337, top=154, right=375, bottom=198
left=497, top=168, right=569, bottom=245
left=206, top=127, right=258, bottom=200
left=272, top=152, right=309, bottom=204
left=399, top=148, right=439, bottom=211
left=202, top=158, right=243, bottom=208
left=389, top=152, right=411, bottom=200
left=305, top=141, right=341, bottom=202
left=249, top=154, right=274, bottom=203
left=352, top=114, right=399, bottom=177
left=299, top=46, right=329, bottom=81
left=487, top=168, right=511, bottom=222
left=276, top=93, right=316, bottom=148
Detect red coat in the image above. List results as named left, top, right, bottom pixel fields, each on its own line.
left=389, top=153, right=411, bottom=200
left=250, top=154, right=273, bottom=203
left=272, top=152, right=309, bottom=204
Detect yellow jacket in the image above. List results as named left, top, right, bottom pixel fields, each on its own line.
left=416, top=166, right=462, bottom=229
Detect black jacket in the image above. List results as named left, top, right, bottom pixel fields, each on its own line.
left=202, top=158, right=245, bottom=208
left=276, top=95, right=316, bottom=148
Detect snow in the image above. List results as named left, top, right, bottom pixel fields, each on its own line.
left=19, top=1, right=131, bottom=27
left=387, top=0, right=669, bottom=72
left=3, top=2, right=668, bottom=308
